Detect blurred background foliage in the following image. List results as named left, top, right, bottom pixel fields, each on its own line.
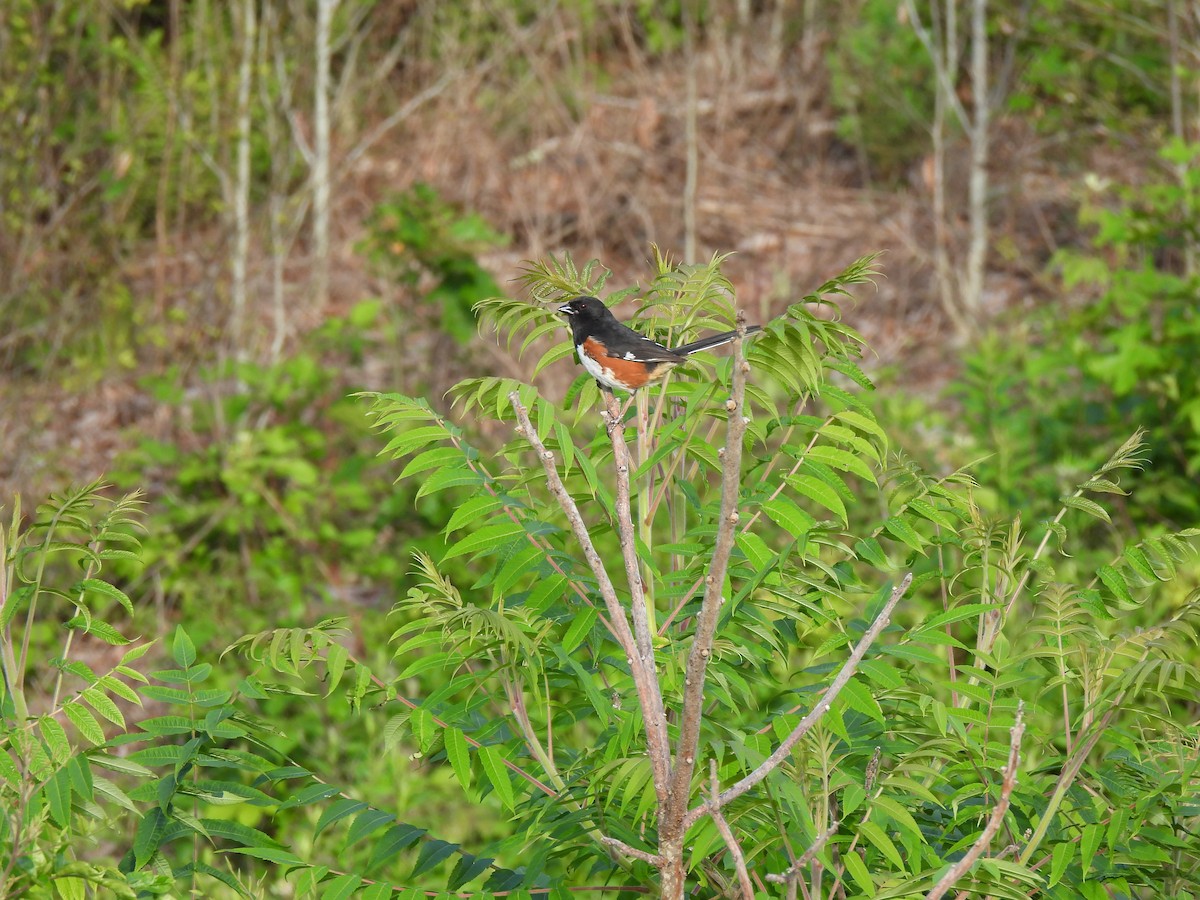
left=2, top=0, right=1200, bottom=896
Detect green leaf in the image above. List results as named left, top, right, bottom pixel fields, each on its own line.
left=345, top=809, right=395, bottom=849
left=443, top=521, right=525, bottom=560
left=1124, top=546, right=1158, bottom=583
left=445, top=728, right=473, bottom=792
left=410, top=707, right=436, bottom=754
left=1080, top=823, right=1102, bottom=877
left=858, top=820, right=905, bottom=871
left=560, top=606, right=597, bottom=653
left=883, top=515, right=925, bottom=552
left=1061, top=494, right=1111, bottom=523
left=75, top=578, right=135, bottom=616
left=319, top=873, right=361, bottom=900
left=366, top=823, right=427, bottom=875
left=807, top=444, right=876, bottom=482
left=445, top=495, right=505, bottom=535
left=64, top=703, right=106, bottom=746
left=40, top=716, right=71, bottom=765
left=134, top=807, right=169, bottom=868
left=763, top=495, right=816, bottom=538
left=82, top=687, right=125, bottom=729
left=64, top=615, right=130, bottom=645
left=448, top=853, right=495, bottom=890
left=173, top=627, right=197, bottom=668
left=315, top=798, right=369, bottom=838
left=843, top=849, right=876, bottom=896
left=324, top=642, right=349, bottom=698
left=411, top=839, right=460, bottom=878
left=906, top=498, right=958, bottom=530
left=839, top=677, right=883, bottom=724
left=380, top=426, right=451, bottom=460
left=914, top=603, right=999, bottom=635
left=359, top=884, right=396, bottom=900
left=1097, top=564, right=1133, bottom=605
left=788, top=473, right=847, bottom=522
left=479, top=745, right=516, bottom=810
left=45, top=766, right=72, bottom=827
left=224, top=846, right=305, bottom=865
left=854, top=536, right=889, bottom=569
left=1049, top=841, right=1073, bottom=887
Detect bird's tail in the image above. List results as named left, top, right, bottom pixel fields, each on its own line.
left=672, top=325, right=762, bottom=357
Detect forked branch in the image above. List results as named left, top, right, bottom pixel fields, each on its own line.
left=509, top=393, right=672, bottom=797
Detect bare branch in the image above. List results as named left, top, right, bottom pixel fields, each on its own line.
left=766, top=819, right=840, bottom=897
left=601, top=388, right=672, bottom=807
left=602, top=389, right=656, bottom=663
left=709, top=760, right=755, bottom=900
left=665, top=315, right=751, bottom=832
left=600, top=836, right=663, bottom=867
left=925, top=704, right=1026, bottom=900
left=509, top=393, right=672, bottom=796
left=686, top=573, right=912, bottom=829
left=338, top=70, right=459, bottom=181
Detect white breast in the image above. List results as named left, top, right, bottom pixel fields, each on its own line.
left=576, top=344, right=630, bottom=392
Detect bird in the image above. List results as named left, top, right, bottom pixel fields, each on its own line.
left=557, top=295, right=761, bottom=393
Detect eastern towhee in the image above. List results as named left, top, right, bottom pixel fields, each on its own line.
left=558, top=296, right=761, bottom=392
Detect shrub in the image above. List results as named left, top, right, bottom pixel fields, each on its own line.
left=6, top=254, right=1198, bottom=898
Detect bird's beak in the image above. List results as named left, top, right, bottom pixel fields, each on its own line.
left=557, top=304, right=573, bottom=316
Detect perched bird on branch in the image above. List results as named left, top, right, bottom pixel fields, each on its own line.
left=558, top=295, right=760, bottom=392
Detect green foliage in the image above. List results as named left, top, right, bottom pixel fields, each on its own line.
left=827, top=0, right=934, bottom=181
left=1010, top=0, right=1171, bottom=135
left=0, top=483, right=162, bottom=897
left=360, top=185, right=507, bottom=346
left=7, top=251, right=1200, bottom=896
left=309, top=253, right=1196, bottom=894
left=951, top=140, right=1200, bottom=526
left=113, top=302, right=424, bottom=631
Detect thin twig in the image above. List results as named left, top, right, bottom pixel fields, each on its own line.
left=766, top=818, right=840, bottom=900
left=925, top=704, right=1026, bottom=900
left=686, top=573, right=912, bottom=829
left=709, top=760, right=755, bottom=900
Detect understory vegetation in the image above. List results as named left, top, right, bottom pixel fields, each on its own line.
left=3, top=255, right=1199, bottom=898
left=4, top=2, right=1200, bottom=898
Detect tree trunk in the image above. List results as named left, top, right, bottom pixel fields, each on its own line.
left=313, top=0, right=336, bottom=311
left=963, top=0, right=989, bottom=324
left=231, top=0, right=255, bottom=363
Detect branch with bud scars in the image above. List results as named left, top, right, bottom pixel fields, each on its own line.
left=925, top=703, right=1026, bottom=900
left=663, top=311, right=752, bottom=836
left=509, top=393, right=672, bottom=800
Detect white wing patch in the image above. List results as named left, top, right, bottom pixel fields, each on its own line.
left=624, top=352, right=637, bottom=360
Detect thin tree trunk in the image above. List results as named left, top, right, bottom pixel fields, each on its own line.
left=930, top=0, right=962, bottom=333
left=313, top=0, right=337, bottom=310
left=683, top=0, right=699, bottom=264
left=1168, top=0, right=1194, bottom=275
left=231, top=0, right=255, bottom=363
left=154, top=0, right=181, bottom=324
left=963, top=0, right=989, bottom=322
